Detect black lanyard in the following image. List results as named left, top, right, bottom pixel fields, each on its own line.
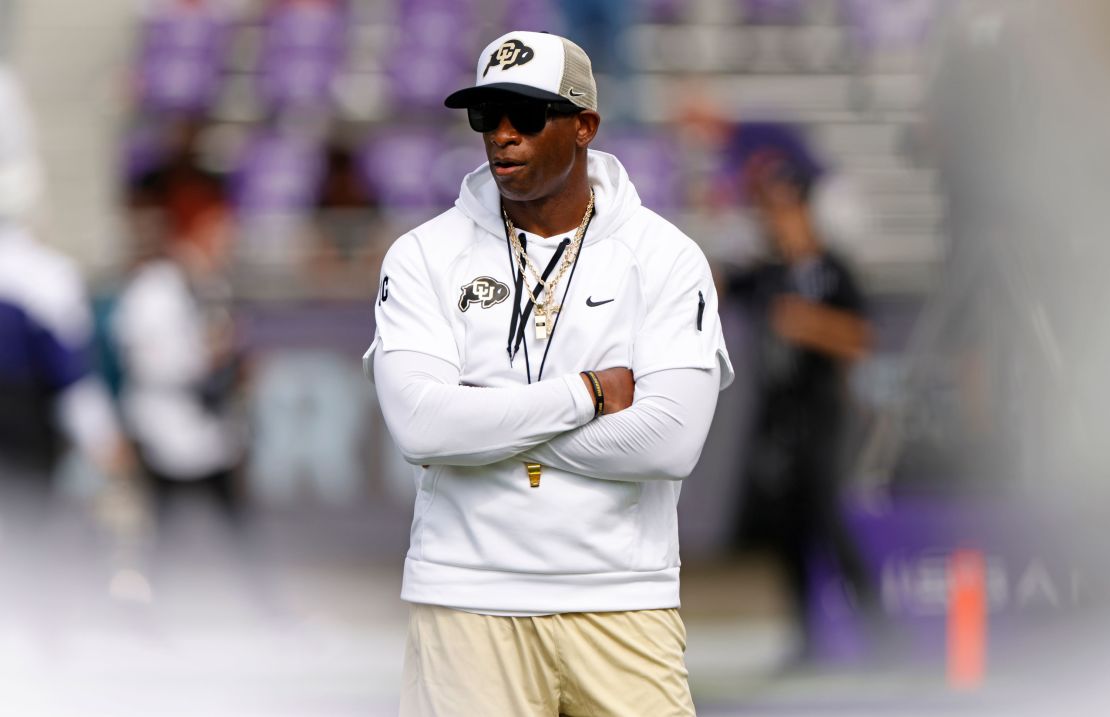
left=534, top=221, right=589, bottom=382
left=505, top=232, right=568, bottom=381
left=502, top=213, right=595, bottom=383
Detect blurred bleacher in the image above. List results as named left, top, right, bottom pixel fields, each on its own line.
left=115, top=0, right=945, bottom=299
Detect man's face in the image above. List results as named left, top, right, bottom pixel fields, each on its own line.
left=476, top=99, right=592, bottom=202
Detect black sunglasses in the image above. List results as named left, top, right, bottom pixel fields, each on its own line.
left=467, top=100, right=582, bottom=134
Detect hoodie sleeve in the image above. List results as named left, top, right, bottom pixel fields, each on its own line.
left=373, top=348, right=596, bottom=466
left=520, top=366, right=720, bottom=481
left=631, top=237, right=734, bottom=390
left=364, top=232, right=460, bottom=377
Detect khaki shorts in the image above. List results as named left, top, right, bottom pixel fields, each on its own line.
left=400, top=604, right=696, bottom=717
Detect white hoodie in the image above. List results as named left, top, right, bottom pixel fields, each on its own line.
left=367, top=150, right=733, bottom=614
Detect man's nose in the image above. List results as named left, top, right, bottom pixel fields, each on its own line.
left=488, top=114, right=521, bottom=146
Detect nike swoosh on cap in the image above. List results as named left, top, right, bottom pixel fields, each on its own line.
left=568, top=89, right=585, bottom=97
left=586, top=296, right=614, bottom=307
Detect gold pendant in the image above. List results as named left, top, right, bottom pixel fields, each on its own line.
left=534, top=305, right=559, bottom=340
left=525, top=463, right=542, bottom=488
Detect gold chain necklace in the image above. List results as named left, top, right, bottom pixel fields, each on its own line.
left=503, top=190, right=595, bottom=340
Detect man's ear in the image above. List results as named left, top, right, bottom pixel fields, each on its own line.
left=576, top=111, right=601, bottom=148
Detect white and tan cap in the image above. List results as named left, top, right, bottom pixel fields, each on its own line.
left=445, top=31, right=597, bottom=111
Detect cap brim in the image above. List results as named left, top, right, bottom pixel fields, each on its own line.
left=444, top=83, right=567, bottom=108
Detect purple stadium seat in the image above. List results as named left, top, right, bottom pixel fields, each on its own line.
left=138, top=0, right=230, bottom=111
left=842, top=0, right=941, bottom=50
left=387, top=54, right=470, bottom=111
left=122, top=123, right=170, bottom=184
left=641, top=0, right=685, bottom=23
left=430, top=142, right=489, bottom=206
left=258, top=0, right=348, bottom=109
left=508, top=0, right=564, bottom=34
left=141, top=5, right=226, bottom=57
left=359, top=130, right=452, bottom=211
left=743, top=0, right=805, bottom=25
left=231, top=129, right=325, bottom=216
left=593, top=130, right=683, bottom=211
left=387, top=0, right=477, bottom=110
left=265, top=0, right=347, bottom=51
left=259, top=52, right=342, bottom=108
left=140, top=57, right=224, bottom=112
left=395, top=0, right=474, bottom=19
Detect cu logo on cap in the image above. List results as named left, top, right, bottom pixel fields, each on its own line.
left=482, top=39, right=535, bottom=77
left=459, top=277, right=510, bottom=311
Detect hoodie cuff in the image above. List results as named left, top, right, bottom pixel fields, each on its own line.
left=562, top=374, right=598, bottom=425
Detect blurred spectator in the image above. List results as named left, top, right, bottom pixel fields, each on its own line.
left=312, top=142, right=379, bottom=264
left=0, top=210, right=130, bottom=488
left=113, top=119, right=247, bottom=540
left=722, top=123, right=877, bottom=662
left=129, top=116, right=227, bottom=245
left=279, top=138, right=387, bottom=299
left=0, top=65, right=136, bottom=617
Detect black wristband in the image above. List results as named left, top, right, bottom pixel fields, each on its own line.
left=583, top=370, right=604, bottom=418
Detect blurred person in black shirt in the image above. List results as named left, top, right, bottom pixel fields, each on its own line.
left=724, top=125, right=876, bottom=662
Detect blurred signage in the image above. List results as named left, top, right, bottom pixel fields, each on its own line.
left=809, top=495, right=1096, bottom=662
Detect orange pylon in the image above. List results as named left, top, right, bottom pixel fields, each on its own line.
left=947, top=549, right=987, bottom=689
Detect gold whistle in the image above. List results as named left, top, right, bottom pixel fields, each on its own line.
left=525, top=463, right=542, bottom=488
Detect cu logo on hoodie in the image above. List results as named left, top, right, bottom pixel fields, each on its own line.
left=482, top=39, right=534, bottom=77
left=459, top=277, right=510, bottom=311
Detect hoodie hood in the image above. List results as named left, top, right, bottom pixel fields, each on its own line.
left=455, top=150, right=642, bottom=245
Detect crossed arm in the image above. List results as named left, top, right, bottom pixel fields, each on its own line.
left=373, top=348, right=720, bottom=482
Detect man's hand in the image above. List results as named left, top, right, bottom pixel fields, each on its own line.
left=581, top=367, right=634, bottom=415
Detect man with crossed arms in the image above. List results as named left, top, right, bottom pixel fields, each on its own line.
left=367, top=31, right=733, bottom=716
